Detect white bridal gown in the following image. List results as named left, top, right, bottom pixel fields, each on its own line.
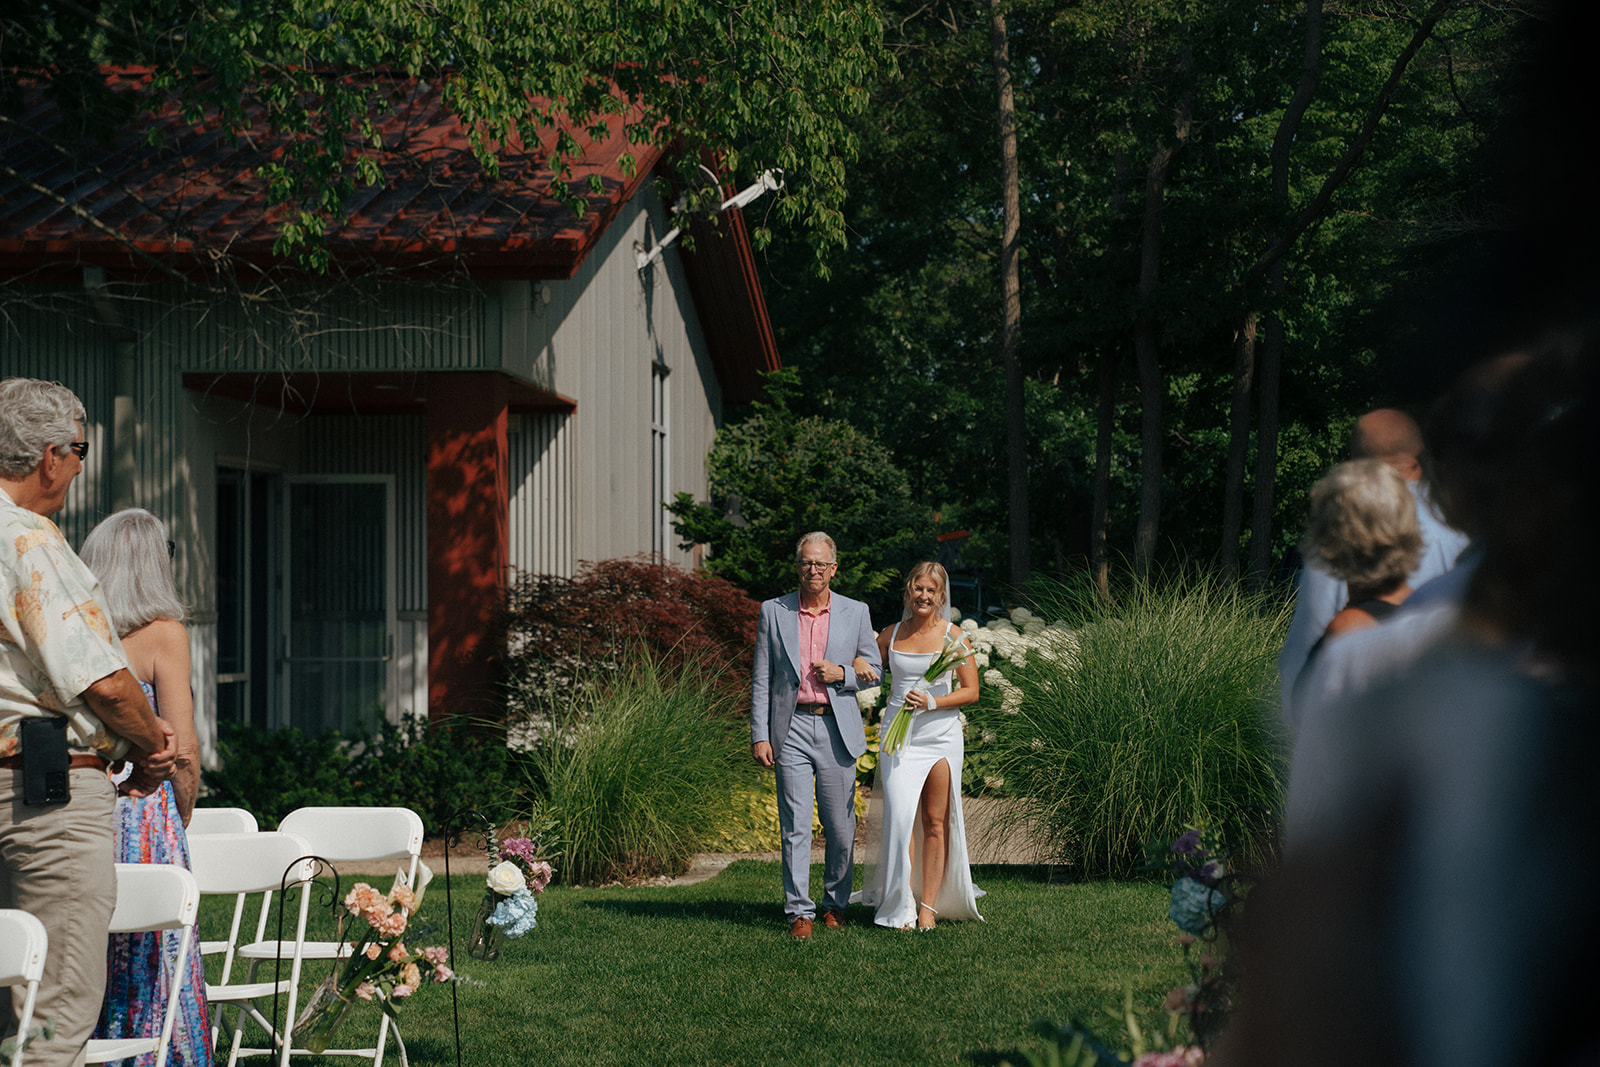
left=853, top=621, right=985, bottom=928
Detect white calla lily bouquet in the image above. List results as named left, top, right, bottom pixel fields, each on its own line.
left=879, top=628, right=973, bottom=755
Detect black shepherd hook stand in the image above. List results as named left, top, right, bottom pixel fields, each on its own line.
left=267, top=854, right=339, bottom=1061
left=441, top=808, right=497, bottom=1067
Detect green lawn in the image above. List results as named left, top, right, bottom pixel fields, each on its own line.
left=203, top=863, right=1185, bottom=1066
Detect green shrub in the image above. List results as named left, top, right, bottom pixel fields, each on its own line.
left=202, top=715, right=526, bottom=833
left=519, top=655, right=759, bottom=884
left=993, top=570, right=1289, bottom=877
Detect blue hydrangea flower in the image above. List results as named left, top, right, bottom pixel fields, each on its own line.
left=488, top=887, right=538, bottom=938
left=1169, top=876, right=1226, bottom=936
left=1171, top=829, right=1204, bottom=856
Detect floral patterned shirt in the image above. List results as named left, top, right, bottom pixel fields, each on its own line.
left=0, top=486, right=133, bottom=760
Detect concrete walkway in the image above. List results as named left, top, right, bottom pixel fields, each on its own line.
left=343, top=795, right=1048, bottom=883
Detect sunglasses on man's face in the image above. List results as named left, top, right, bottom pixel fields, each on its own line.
left=65, top=440, right=89, bottom=460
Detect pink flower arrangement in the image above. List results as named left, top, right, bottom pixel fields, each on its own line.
left=292, top=874, right=455, bottom=1054
left=1132, top=1047, right=1204, bottom=1067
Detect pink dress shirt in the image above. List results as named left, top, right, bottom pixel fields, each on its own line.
left=795, top=597, right=832, bottom=705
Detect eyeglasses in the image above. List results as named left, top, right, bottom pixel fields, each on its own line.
left=65, top=440, right=89, bottom=461
left=796, top=560, right=835, bottom=572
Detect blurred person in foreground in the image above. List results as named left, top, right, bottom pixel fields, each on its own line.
left=1277, top=409, right=1468, bottom=728
left=0, top=378, right=176, bottom=1067
left=1291, top=458, right=1424, bottom=693
left=81, top=508, right=212, bottom=1067
left=1212, top=336, right=1599, bottom=1067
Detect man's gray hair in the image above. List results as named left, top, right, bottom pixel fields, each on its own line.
left=0, top=378, right=86, bottom=478
left=80, top=508, right=187, bottom=636
left=795, top=531, right=838, bottom=563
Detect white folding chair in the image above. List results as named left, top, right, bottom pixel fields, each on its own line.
left=187, top=831, right=317, bottom=1067
left=0, top=909, right=47, bottom=1067
left=84, top=864, right=201, bottom=1067
left=187, top=808, right=260, bottom=836
left=186, top=807, right=260, bottom=960
left=240, top=807, right=424, bottom=1067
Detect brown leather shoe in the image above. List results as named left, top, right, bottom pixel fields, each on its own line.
left=822, top=909, right=845, bottom=929
left=789, top=916, right=814, bottom=940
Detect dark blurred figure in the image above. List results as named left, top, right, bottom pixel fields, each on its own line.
left=1214, top=334, right=1597, bottom=1067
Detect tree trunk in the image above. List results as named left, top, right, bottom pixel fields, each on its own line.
left=1218, top=310, right=1257, bottom=582
left=1247, top=0, right=1322, bottom=586
left=1249, top=289, right=1284, bottom=584
left=992, top=0, right=1029, bottom=589
left=1090, top=345, right=1117, bottom=597
left=1091, top=148, right=1130, bottom=597
left=1131, top=54, right=1196, bottom=579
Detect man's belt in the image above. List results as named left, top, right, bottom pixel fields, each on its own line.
left=0, top=753, right=110, bottom=771
left=796, top=702, right=832, bottom=716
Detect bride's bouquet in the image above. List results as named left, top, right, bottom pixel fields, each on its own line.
left=879, top=628, right=973, bottom=756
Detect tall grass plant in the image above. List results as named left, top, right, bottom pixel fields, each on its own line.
left=519, top=653, right=758, bottom=884
left=995, top=570, right=1289, bottom=877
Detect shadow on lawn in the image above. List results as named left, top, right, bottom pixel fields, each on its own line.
left=573, top=897, right=778, bottom=928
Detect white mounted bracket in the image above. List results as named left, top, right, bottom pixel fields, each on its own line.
left=635, top=169, right=784, bottom=271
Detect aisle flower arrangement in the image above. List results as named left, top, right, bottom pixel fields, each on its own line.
left=291, top=872, right=453, bottom=1054
left=468, top=833, right=555, bottom=960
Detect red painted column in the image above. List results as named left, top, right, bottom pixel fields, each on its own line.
left=426, top=372, right=510, bottom=721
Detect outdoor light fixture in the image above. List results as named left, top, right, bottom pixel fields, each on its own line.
left=634, top=169, right=783, bottom=271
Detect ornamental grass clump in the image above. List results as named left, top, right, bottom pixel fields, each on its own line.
left=518, top=652, right=758, bottom=884
left=994, top=571, right=1289, bottom=878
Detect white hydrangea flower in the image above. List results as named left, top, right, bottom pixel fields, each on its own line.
left=960, top=617, right=980, bottom=633
left=984, top=775, right=1005, bottom=791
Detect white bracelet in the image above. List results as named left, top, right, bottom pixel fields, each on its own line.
left=925, top=694, right=937, bottom=711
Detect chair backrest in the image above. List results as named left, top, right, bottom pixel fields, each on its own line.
left=0, top=909, right=46, bottom=1067
left=188, top=832, right=317, bottom=895
left=187, top=807, right=259, bottom=835
left=277, top=806, right=424, bottom=866
left=0, top=909, right=47, bottom=984
left=108, top=864, right=200, bottom=933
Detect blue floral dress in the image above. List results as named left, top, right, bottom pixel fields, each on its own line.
left=93, top=682, right=214, bottom=1067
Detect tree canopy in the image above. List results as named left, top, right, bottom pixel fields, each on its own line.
left=1, top=0, right=889, bottom=270
left=757, top=0, right=1530, bottom=587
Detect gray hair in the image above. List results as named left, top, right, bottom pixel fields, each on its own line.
left=0, top=378, right=87, bottom=478
left=80, top=508, right=187, bottom=636
left=794, top=531, right=838, bottom=563
left=1300, top=459, right=1423, bottom=591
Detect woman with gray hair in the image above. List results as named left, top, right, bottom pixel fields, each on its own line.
left=80, top=508, right=213, bottom=1067
left=1295, top=458, right=1424, bottom=686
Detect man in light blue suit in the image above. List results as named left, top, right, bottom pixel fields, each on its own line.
left=751, top=531, right=880, bottom=940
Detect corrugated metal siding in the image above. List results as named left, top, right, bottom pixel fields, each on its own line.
left=0, top=305, right=115, bottom=546
left=539, top=187, right=719, bottom=569
left=508, top=412, right=576, bottom=578
left=138, top=282, right=488, bottom=374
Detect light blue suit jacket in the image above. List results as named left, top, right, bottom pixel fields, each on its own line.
left=750, top=590, right=880, bottom=760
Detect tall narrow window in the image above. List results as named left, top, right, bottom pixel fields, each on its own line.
left=651, top=360, right=670, bottom=559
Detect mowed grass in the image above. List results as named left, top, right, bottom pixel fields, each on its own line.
left=202, top=864, right=1185, bottom=1066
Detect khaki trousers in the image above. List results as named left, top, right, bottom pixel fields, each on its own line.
left=0, top=766, right=117, bottom=1067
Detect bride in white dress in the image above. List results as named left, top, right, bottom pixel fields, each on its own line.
left=853, top=562, right=985, bottom=930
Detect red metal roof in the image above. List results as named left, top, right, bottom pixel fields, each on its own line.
left=0, top=69, right=659, bottom=279
left=0, top=69, right=781, bottom=401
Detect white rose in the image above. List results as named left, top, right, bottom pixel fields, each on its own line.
left=487, top=861, right=526, bottom=895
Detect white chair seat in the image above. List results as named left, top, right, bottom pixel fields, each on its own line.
left=236, top=940, right=355, bottom=960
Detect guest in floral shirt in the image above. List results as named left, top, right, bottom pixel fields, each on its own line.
left=1, top=378, right=177, bottom=1067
